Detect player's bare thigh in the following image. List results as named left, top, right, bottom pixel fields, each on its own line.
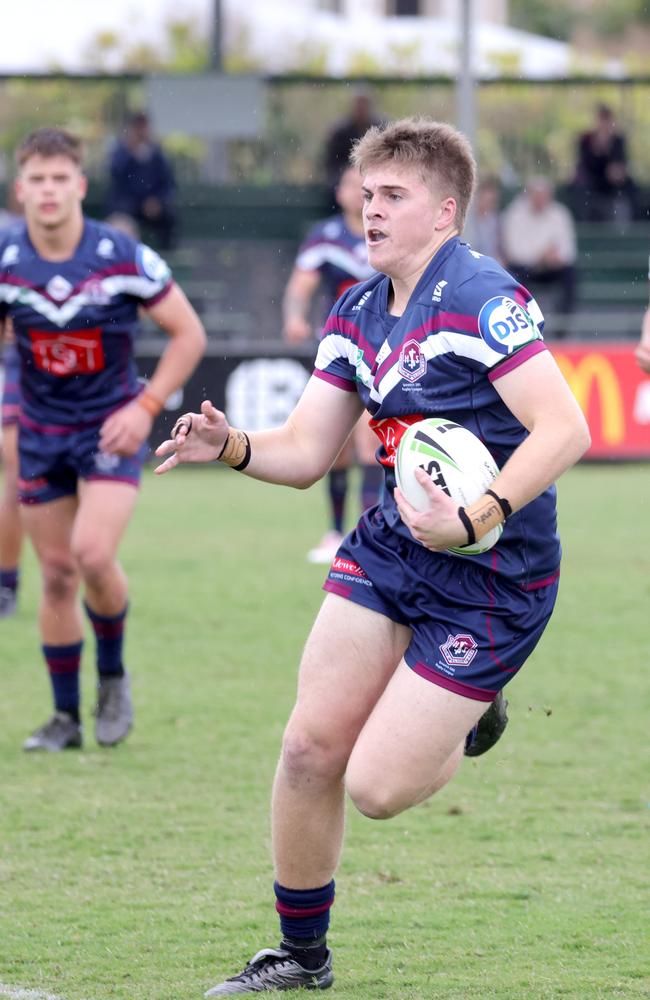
left=283, top=593, right=411, bottom=777
left=1, top=423, right=19, bottom=493
left=346, top=660, right=488, bottom=819
left=73, top=479, right=139, bottom=563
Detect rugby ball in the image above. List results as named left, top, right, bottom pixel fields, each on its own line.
left=395, top=417, right=503, bottom=555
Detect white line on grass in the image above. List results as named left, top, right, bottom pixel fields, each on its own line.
left=0, top=986, right=78, bottom=1000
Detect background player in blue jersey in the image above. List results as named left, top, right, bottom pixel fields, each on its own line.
left=0, top=328, right=24, bottom=617
left=155, top=119, right=590, bottom=994
left=282, top=165, right=382, bottom=563
left=0, top=127, right=206, bottom=751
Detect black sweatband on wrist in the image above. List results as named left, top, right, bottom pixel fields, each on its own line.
left=485, top=489, right=512, bottom=519
left=217, top=435, right=228, bottom=460
left=458, top=506, right=476, bottom=546
left=232, top=432, right=251, bottom=471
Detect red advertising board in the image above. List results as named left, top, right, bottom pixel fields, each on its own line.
left=550, top=344, right=650, bottom=459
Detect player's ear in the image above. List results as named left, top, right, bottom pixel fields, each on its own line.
left=14, top=177, right=25, bottom=206
left=78, top=172, right=89, bottom=200
left=435, top=196, right=457, bottom=230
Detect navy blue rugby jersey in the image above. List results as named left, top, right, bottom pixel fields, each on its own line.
left=313, top=235, right=560, bottom=587
left=296, top=214, right=375, bottom=315
left=0, top=218, right=173, bottom=427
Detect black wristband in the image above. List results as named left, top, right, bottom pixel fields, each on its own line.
left=232, top=432, right=251, bottom=471
left=217, top=434, right=229, bottom=460
left=458, top=507, right=476, bottom=546
left=485, top=489, right=512, bottom=519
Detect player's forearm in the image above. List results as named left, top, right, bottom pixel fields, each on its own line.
left=146, top=321, right=206, bottom=404
left=225, top=422, right=336, bottom=490
left=489, top=410, right=590, bottom=515
left=283, top=290, right=311, bottom=323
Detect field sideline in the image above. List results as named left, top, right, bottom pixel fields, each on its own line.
left=1, top=464, right=648, bottom=1000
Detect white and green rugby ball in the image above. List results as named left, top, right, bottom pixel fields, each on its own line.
left=395, top=417, right=503, bottom=555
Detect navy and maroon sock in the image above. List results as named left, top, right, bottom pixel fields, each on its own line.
left=84, top=602, right=127, bottom=678
left=360, top=464, right=383, bottom=512
left=274, top=880, right=335, bottom=969
left=0, top=567, right=19, bottom=594
left=328, top=470, right=348, bottom=534
left=42, top=641, right=83, bottom=722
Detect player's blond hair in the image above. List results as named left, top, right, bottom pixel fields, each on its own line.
left=16, top=127, right=83, bottom=168
left=351, top=118, right=476, bottom=231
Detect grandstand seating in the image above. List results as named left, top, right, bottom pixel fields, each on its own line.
left=84, top=183, right=650, bottom=344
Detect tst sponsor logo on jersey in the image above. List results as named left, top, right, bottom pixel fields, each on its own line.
left=440, top=633, right=478, bottom=667
left=369, top=414, right=422, bottom=467
left=29, top=328, right=105, bottom=376
left=478, top=295, right=539, bottom=355
left=398, top=338, right=427, bottom=383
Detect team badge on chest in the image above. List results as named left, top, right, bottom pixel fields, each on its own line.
left=46, top=275, right=73, bottom=302
left=398, top=338, right=427, bottom=383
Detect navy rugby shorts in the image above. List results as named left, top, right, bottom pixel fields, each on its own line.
left=1, top=344, right=21, bottom=428
left=324, top=508, right=559, bottom=703
left=18, top=415, right=148, bottom=505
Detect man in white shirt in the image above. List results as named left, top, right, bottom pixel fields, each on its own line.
left=501, top=177, right=578, bottom=338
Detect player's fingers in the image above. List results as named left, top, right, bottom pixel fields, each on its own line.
left=155, top=437, right=180, bottom=457
left=414, top=467, right=442, bottom=499
left=154, top=453, right=179, bottom=475
left=201, top=400, right=223, bottom=423
left=172, top=415, right=193, bottom=438
left=393, top=486, right=417, bottom=521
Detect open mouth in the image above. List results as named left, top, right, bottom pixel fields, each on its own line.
left=367, top=228, right=387, bottom=246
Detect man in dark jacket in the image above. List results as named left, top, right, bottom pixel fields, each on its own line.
left=108, top=112, right=177, bottom=248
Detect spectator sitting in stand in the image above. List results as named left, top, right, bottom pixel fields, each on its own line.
left=572, top=103, right=637, bottom=223
left=501, top=177, right=577, bottom=339
left=107, top=112, right=177, bottom=249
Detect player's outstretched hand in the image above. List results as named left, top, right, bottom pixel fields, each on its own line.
left=154, top=400, right=229, bottom=474
left=394, top=468, right=468, bottom=550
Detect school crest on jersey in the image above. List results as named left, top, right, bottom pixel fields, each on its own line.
left=440, top=633, right=478, bottom=667
left=398, top=338, right=426, bottom=383
left=478, top=295, right=540, bottom=356
left=46, top=275, right=73, bottom=302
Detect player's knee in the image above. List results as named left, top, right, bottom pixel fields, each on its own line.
left=72, top=540, right=113, bottom=585
left=41, top=555, right=78, bottom=603
left=346, top=781, right=403, bottom=820
left=281, top=725, right=347, bottom=788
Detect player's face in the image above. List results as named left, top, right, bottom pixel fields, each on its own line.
left=362, top=164, right=457, bottom=280
left=16, top=154, right=87, bottom=231
left=335, top=167, right=365, bottom=220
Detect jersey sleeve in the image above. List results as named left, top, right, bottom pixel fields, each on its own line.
left=131, top=243, right=174, bottom=306
left=312, top=296, right=360, bottom=393
left=294, top=222, right=327, bottom=273
left=443, top=270, right=547, bottom=381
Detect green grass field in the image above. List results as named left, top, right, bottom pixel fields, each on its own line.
left=1, top=464, right=648, bottom=1000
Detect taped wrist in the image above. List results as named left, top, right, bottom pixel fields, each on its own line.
left=217, top=429, right=251, bottom=471
left=459, top=490, right=512, bottom=545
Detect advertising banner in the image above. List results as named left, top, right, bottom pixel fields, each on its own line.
left=138, top=341, right=650, bottom=461
left=551, top=344, right=650, bottom=459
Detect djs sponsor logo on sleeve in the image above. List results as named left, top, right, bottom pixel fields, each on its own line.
left=478, top=296, right=540, bottom=356
left=137, top=245, right=170, bottom=283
